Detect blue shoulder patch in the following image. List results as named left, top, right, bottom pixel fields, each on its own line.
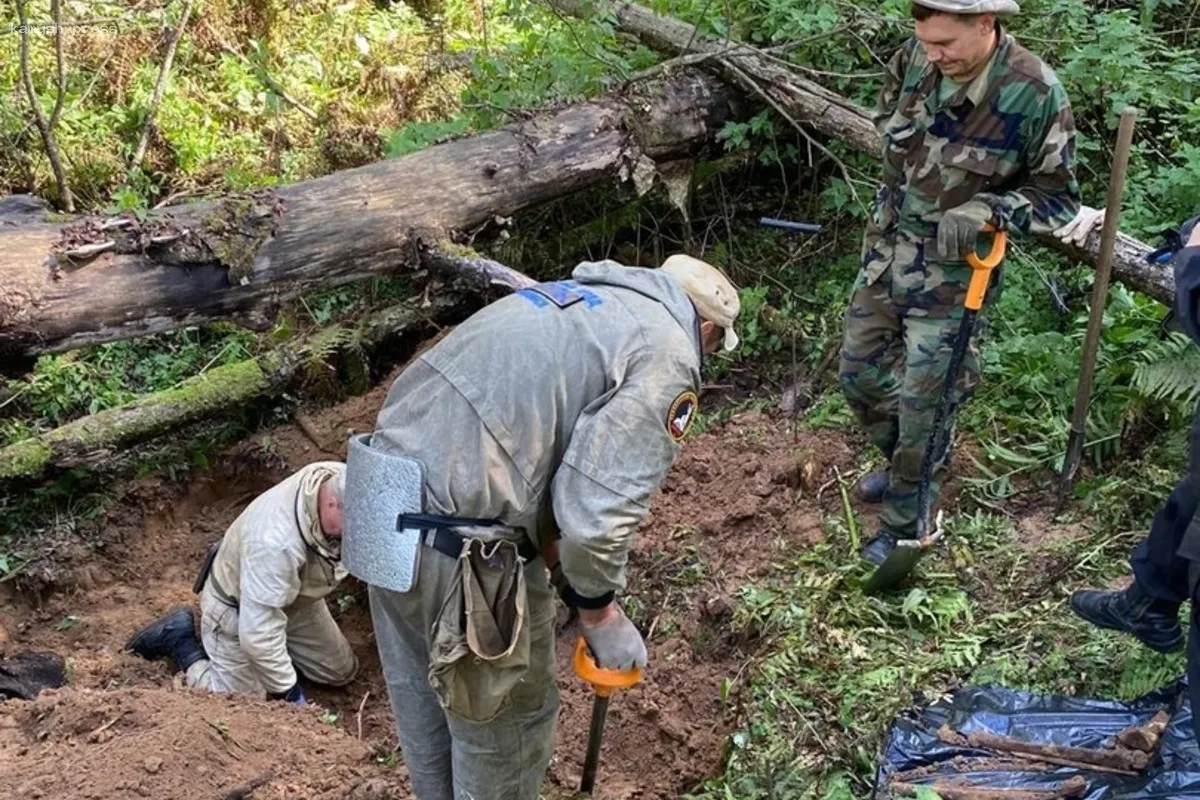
left=518, top=280, right=604, bottom=310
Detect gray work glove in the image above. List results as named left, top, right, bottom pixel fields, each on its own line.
left=580, top=605, right=647, bottom=671
left=936, top=199, right=995, bottom=261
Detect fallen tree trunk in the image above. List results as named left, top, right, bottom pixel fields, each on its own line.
left=0, top=70, right=738, bottom=365
left=0, top=291, right=471, bottom=482
left=543, top=0, right=1177, bottom=307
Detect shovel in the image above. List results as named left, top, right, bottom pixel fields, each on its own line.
left=1057, top=106, right=1138, bottom=508
left=574, top=636, right=643, bottom=795
left=864, top=224, right=1008, bottom=594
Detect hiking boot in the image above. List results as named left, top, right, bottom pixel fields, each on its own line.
left=125, top=607, right=207, bottom=672
left=861, top=530, right=901, bottom=566
left=854, top=467, right=890, bottom=504
left=1069, top=582, right=1184, bottom=654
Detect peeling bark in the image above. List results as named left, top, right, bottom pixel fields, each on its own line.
left=0, top=71, right=739, bottom=365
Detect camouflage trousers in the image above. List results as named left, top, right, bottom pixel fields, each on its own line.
left=838, top=260, right=994, bottom=537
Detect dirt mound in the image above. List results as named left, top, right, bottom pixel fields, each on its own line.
left=0, top=686, right=396, bottom=800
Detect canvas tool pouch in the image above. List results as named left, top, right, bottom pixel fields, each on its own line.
left=428, top=531, right=531, bottom=723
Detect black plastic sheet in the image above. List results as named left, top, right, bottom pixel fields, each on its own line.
left=873, top=681, right=1200, bottom=799
left=0, top=650, right=66, bottom=700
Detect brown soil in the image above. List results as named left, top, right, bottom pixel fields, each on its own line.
left=1013, top=509, right=1088, bottom=552
left=0, top=374, right=866, bottom=800
left=0, top=687, right=393, bottom=800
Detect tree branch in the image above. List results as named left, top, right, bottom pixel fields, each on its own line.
left=16, top=0, right=73, bottom=212
left=719, top=58, right=866, bottom=213
left=49, top=0, right=66, bottom=130
left=130, top=0, right=195, bottom=174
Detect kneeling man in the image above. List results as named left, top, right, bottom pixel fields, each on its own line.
left=126, top=461, right=357, bottom=704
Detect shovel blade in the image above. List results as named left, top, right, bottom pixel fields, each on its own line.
left=863, top=539, right=928, bottom=594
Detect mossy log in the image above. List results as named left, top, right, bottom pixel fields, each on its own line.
left=0, top=70, right=739, bottom=367
left=542, top=0, right=1178, bottom=308
left=0, top=292, right=469, bottom=482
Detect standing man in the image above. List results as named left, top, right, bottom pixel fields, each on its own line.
left=1069, top=217, right=1200, bottom=735
left=125, top=461, right=358, bottom=704
left=341, top=255, right=741, bottom=800
left=839, top=0, right=1081, bottom=564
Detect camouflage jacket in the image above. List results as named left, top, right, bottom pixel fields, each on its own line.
left=862, top=29, right=1081, bottom=283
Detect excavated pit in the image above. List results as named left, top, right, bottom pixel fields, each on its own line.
left=0, top=366, right=867, bottom=799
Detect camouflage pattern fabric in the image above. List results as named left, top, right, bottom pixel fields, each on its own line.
left=840, top=29, right=1080, bottom=538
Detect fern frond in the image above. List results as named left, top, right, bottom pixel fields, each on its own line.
left=1132, top=333, right=1200, bottom=405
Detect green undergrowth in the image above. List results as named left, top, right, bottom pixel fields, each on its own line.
left=683, top=450, right=1185, bottom=800
left=0, top=274, right=412, bottom=447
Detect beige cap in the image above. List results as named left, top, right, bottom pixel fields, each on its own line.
left=913, top=0, right=1019, bottom=13
left=660, top=254, right=741, bottom=351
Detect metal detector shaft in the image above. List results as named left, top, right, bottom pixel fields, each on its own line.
left=914, top=311, right=976, bottom=539
left=1058, top=107, right=1138, bottom=505
left=759, top=217, right=822, bottom=234
left=573, top=637, right=642, bottom=795
left=865, top=227, right=1007, bottom=594
left=579, top=694, right=610, bottom=794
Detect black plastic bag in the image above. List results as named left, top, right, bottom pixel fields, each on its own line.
left=873, top=681, right=1200, bottom=799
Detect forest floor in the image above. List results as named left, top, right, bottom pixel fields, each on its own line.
left=0, top=363, right=1175, bottom=800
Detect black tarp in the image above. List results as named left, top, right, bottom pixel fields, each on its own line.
left=0, top=651, right=66, bottom=700
left=873, top=681, right=1200, bottom=799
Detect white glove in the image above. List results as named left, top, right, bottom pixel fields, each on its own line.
left=1054, top=205, right=1105, bottom=247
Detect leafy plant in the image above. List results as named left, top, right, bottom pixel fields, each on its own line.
left=1132, top=333, right=1200, bottom=406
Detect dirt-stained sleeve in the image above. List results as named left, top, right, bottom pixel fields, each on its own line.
left=237, top=507, right=305, bottom=693
left=976, top=81, right=1080, bottom=236
left=550, top=345, right=699, bottom=599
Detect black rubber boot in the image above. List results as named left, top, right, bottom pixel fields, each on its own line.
left=854, top=467, right=890, bottom=504
left=861, top=530, right=900, bottom=566
left=125, top=607, right=207, bottom=672
left=1069, top=581, right=1184, bottom=654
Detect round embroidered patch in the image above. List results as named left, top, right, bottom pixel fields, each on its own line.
left=666, top=390, right=698, bottom=441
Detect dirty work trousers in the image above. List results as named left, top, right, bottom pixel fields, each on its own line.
left=184, top=586, right=359, bottom=695
left=839, top=261, right=991, bottom=537
left=368, top=546, right=559, bottom=800
left=1113, top=402, right=1200, bottom=748
left=1118, top=399, right=1200, bottom=746
left=1119, top=470, right=1200, bottom=748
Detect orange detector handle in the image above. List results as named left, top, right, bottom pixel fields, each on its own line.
left=965, top=224, right=1008, bottom=311
left=573, top=637, right=643, bottom=698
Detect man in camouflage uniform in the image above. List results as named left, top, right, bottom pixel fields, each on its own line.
left=839, top=0, right=1081, bottom=564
